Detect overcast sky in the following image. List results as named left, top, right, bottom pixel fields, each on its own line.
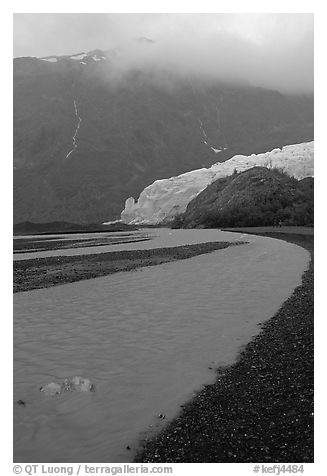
left=13, top=13, right=314, bottom=93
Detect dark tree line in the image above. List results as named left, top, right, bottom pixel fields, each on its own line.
left=170, top=169, right=313, bottom=229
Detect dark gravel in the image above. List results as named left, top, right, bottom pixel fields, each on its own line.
left=13, top=236, right=150, bottom=254
left=135, top=231, right=314, bottom=463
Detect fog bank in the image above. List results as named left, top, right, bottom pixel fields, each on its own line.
left=14, top=13, right=313, bottom=93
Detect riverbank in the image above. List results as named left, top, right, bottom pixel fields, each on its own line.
left=135, top=228, right=313, bottom=463
left=14, top=240, right=245, bottom=293
left=14, top=235, right=150, bottom=254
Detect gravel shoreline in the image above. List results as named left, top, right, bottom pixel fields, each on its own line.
left=135, top=231, right=314, bottom=463
left=14, top=240, right=245, bottom=293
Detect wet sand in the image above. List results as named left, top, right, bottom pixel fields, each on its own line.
left=14, top=241, right=244, bottom=293
left=135, top=229, right=314, bottom=463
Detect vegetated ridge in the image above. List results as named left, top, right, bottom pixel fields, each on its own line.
left=172, top=167, right=314, bottom=229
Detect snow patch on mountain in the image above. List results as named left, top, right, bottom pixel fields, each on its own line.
left=70, top=53, right=87, bottom=60
left=211, top=147, right=223, bottom=154
left=40, top=57, right=58, bottom=63
left=120, top=142, right=314, bottom=225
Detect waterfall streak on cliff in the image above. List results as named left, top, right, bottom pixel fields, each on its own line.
left=65, top=100, right=82, bottom=159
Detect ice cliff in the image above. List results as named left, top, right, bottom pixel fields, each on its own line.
left=120, top=142, right=314, bottom=225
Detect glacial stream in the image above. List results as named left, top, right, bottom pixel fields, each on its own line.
left=13, top=229, right=309, bottom=462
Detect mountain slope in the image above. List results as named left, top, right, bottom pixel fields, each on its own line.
left=14, top=49, right=314, bottom=223
left=177, top=167, right=314, bottom=228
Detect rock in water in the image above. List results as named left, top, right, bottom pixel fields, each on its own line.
left=16, top=399, right=26, bottom=406
left=40, top=376, right=95, bottom=396
left=40, top=382, right=62, bottom=396
left=70, top=376, right=94, bottom=392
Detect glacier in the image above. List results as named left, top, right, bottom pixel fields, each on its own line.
left=120, top=142, right=314, bottom=225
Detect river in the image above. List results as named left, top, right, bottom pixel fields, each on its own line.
left=13, top=229, right=309, bottom=462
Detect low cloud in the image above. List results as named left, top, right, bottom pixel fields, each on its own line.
left=14, top=13, right=314, bottom=94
